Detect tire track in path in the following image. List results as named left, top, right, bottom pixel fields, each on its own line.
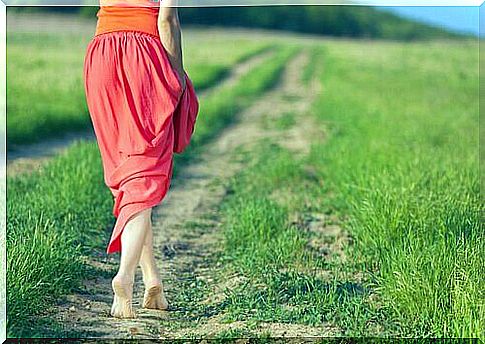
left=52, top=49, right=330, bottom=339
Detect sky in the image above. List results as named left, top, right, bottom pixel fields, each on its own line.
left=383, top=6, right=480, bottom=36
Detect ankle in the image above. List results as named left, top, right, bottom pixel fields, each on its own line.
left=143, top=276, right=161, bottom=287
left=140, top=266, right=160, bottom=284
left=113, top=272, right=134, bottom=285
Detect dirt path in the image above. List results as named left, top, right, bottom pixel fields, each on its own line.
left=7, top=130, right=96, bottom=176
left=51, top=49, right=330, bottom=339
left=6, top=49, right=273, bottom=177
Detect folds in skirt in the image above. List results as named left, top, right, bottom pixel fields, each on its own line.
left=83, top=30, right=199, bottom=254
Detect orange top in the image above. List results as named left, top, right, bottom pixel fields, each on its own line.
left=95, top=0, right=160, bottom=37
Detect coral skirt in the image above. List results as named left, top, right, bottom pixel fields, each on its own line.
left=83, top=30, right=199, bottom=254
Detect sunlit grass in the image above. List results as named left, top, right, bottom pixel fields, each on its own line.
left=310, top=39, right=483, bottom=337
left=215, top=39, right=482, bottom=338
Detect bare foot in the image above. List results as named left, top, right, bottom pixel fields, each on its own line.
left=111, top=274, right=136, bottom=318
left=143, top=279, right=169, bottom=310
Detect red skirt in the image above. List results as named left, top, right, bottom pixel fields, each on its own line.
left=83, top=30, right=199, bottom=254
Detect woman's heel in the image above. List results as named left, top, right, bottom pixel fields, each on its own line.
left=143, top=280, right=169, bottom=310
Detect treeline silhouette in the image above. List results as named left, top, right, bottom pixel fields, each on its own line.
left=11, top=6, right=463, bottom=40
left=175, top=6, right=461, bottom=40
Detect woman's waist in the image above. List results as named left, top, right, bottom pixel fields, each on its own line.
left=95, top=6, right=160, bottom=37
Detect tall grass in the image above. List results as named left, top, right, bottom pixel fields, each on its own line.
left=7, top=143, right=112, bottom=337
left=309, top=40, right=483, bottom=338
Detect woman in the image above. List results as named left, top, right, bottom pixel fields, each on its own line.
left=83, top=0, right=199, bottom=318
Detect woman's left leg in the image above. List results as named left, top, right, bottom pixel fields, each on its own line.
left=111, top=208, right=152, bottom=318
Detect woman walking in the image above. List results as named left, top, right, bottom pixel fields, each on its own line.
left=83, top=0, right=199, bottom=318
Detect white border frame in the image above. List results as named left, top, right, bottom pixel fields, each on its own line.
left=1, top=0, right=6, bottom=342
left=0, top=2, right=482, bottom=342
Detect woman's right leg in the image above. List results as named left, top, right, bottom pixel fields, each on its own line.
left=139, top=222, right=169, bottom=310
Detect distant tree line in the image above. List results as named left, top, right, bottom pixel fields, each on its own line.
left=10, top=6, right=463, bottom=40
left=177, top=6, right=461, bottom=40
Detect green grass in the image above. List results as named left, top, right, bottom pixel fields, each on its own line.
left=213, top=40, right=482, bottom=338
left=301, top=45, right=326, bottom=85
left=6, top=44, right=295, bottom=338
left=6, top=31, right=271, bottom=147
left=183, top=37, right=272, bottom=92
left=215, top=142, right=386, bottom=335
left=7, top=33, right=91, bottom=147
left=172, top=45, right=297, bottom=168
left=6, top=142, right=112, bottom=337
left=310, top=39, right=483, bottom=338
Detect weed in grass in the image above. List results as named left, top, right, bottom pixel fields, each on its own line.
left=274, top=112, right=297, bottom=131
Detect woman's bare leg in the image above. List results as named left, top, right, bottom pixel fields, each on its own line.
left=111, top=208, right=152, bottom=318
left=139, top=222, right=169, bottom=310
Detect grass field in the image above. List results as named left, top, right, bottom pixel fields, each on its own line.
left=311, top=40, right=482, bottom=337
left=214, top=40, right=482, bottom=338
left=6, top=20, right=483, bottom=339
